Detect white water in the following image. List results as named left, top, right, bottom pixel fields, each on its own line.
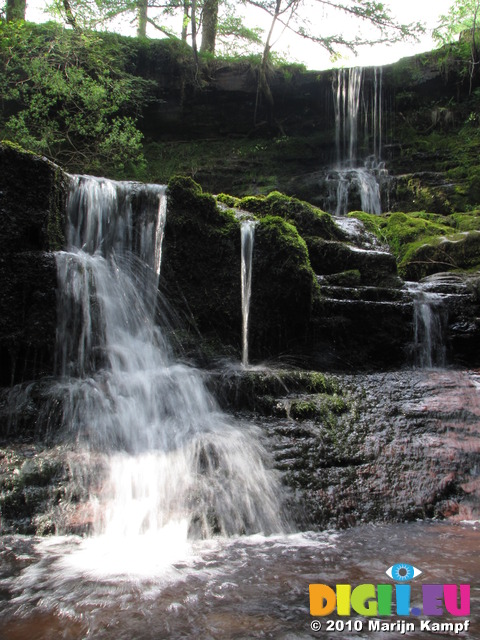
left=408, top=282, right=447, bottom=368
left=240, top=220, right=255, bottom=367
left=53, top=176, right=285, bottom=569
left=325, top=67, right=386, bottom=215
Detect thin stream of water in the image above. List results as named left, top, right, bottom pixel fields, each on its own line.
left=241, top=220, right=256, bottom=367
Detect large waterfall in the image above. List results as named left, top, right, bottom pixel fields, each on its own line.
left=323, top=66, right=387, bottom=215
left=53, top=176, right=284, bottom=559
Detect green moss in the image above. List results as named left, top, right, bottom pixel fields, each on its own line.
left=167, top=176, right=237, bottom=228
left=216, top=193, right=241, bottom=208
left=449, top=211, right=480, bottom=231
left=348, top=211, right=386, bottom=237
left=401, top=230, right=480, bottom=280
left=384, top=212, right=452, bottom=260
left=290, top=394, right=348, bottom=421
left=350, top=209, right=480, bottom=280
left=1, top=139, right=38, bottom=157
left=237, top=191, right=342, bottom=240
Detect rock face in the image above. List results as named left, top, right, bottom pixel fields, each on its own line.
left=0, top=143, right=67, bottom=386
left=0, top=148, right=479, bottom=537
left=210, top=367, right=480, bottom=530
left=135, top=46, right=480, bottom=212
left=161, top=177, right=480, bottom=368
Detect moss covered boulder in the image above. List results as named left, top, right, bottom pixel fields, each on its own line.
left=351, top=210, right=480, bottom=279
left=160, top=176, right=242, bottom=358
left=161, top=178, right=318, bottom=360
left=250, top=216, right=317, bottom=358
left=230, top=191, right=343, bottom=240
left=306, top=237, right=399, bottom=286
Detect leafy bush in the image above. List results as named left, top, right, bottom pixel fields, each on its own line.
left=0, top=21, right=151, bottom=177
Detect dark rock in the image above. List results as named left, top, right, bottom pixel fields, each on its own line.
left=161, top=177, right=318, bottom=361
left=0, top=143, right=68, bottom=385
left=306, top=237, right=400, bottom=287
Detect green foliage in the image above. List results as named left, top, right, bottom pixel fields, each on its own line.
left=0, top=21, right=150, bottom=177
left=433, top=0, right=480, bottom=46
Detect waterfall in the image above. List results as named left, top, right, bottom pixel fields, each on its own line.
left=241, top=220, right=255, bottom=367
left=54, top=176, right=284, bottom=550
left=323, top=66, right=387, bottom=216
left=409, top=283, right=447, bottom=368
left=334, top=67, right=363, bottom=167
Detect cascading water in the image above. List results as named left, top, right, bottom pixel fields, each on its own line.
left=408, top=283, right=447, bottom=368
left=323, top=66, right=387, bottom=216
left=241, top=220, right=256, bottom=367
left=53, top=176, right=284, bottom=566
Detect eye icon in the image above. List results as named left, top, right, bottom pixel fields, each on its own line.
left=386, top=564, right=422, bottom=582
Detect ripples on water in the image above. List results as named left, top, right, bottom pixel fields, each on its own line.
left=0, top=521, right=478, bottom=639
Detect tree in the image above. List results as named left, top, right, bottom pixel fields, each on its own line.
left=433, top=0, right=480, bottom=92
left=6, top=0, right=25, bottom=21
left=200, top=0, right=218, bottom=53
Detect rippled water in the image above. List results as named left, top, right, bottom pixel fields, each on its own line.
left=0, top=521, right=478, bottom=639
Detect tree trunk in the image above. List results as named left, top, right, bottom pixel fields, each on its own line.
left=62, top=0, right=78, bottom=29
left=137, top=0, right=148, bottom=37
left=191, top=0, right=199, bottom=69
left=469, top=1, right=480, bottom=93
left=6, top=0, right=26, bottom=21
left=255, top=0, right=281, bottom=125
left=182, top=0, right=189, bottom=42
left=200, top=0, right=218, bottom=54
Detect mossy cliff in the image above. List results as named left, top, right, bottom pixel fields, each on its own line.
left=161, top=176, right=480, bottom=367
left=0, top=142, right=67, bottom=386
left=134, top=39, right=480, bottom=214
left=161, top=178, right=318, bottom=360
left=1, top=142, right=479, bottom=380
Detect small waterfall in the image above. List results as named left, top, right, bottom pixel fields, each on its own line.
left=241, top=220, right=255, bottom=367
left=334, top=67, right=363, bottom=167
left=323, top=66, right=387, bottom=216
left=409, top=283, right=447, bottom=368
left=53, top=176, right=284, bottom=549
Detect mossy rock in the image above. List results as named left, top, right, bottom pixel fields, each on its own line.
left=0, top=142, right=68, bottom=385
left=349, top=209, right=480, bottom=279
left=289, top=394, right=348, bottom=421
left=305, top=236, right=399, bottom=286
left=237, top=191, right=343, bottom=240
left=160, top=176, right=242, bottom=358
left=162, top=178, right=318, bottom=360
left=250, top=216, right=317, bottom=357
left=402, top=231, right=480, bottom=280
left=207, top=368, right=340, bottom=413
left=321, top=269, right=362, bottom=287
left=216, top=193, right=240, bottom=208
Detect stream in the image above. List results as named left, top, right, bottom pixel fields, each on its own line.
left=0, top=520, right=478, bottom=639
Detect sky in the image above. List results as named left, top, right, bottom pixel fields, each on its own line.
left=25, top=0, right=455, bottom=71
